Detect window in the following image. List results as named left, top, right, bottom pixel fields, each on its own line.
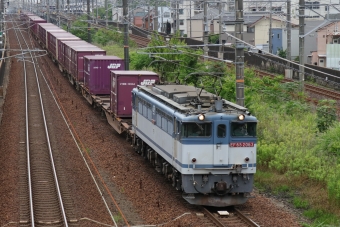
left=168, top=121, right=173, bottom=134
left=272, top=7, right=282, bottom=11
left=325, top=5, right=328, bottom=11
left=179, top=19, right=184, bottom=25
left=138, top=101, right=143, bottom=113
left=277, top=33, right=280, bottom=39
left=231, top=122, right=257, bottom=137
left=148, top=108, right=152, bottom=120
left=180, top=30, right=184, bottom=36
left=156, top=114, right=162, bottom=127
left=162, top=117, right=167, bottom=131
left=306, top=1, right=319, bottom=9
left=179, top=9, right=184, bottom=14
left=163, top=12, right=170, bottom=18
left=181, top=123, right=212, bottom=138
left=217, top=124, right=226, bottom=138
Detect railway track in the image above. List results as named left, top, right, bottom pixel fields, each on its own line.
left=9, top=14, right=75, bottom=227
left=199, top=207, right=260, bottom=227
left=130, top=33, right=150, bottom=47
left=253, top=68, right=340, bottom=117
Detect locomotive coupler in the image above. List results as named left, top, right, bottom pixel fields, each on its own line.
left=215, top=181, right=227, bottom=194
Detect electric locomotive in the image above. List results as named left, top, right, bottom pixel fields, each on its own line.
left=132, top=83, right=257, bottom=207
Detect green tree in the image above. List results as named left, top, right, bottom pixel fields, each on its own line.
left=278, top=48, right=286, bottom=58
left=209, top=34, right=219, bottom=44
left=68, top=15, right=95, bottom=42
left=316, top=99, right=337, bottom=132
left=130, top=31, right=203, bottom=83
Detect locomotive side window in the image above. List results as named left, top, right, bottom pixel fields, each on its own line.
left=181, top=123, right=212, bottom=138
left=217, top=124, right=226, bottom=138
left=138, top=98, right=143, bottom=113
left=156, top=108, right=173, bottom=135
left=231, top=122, right=257, bottom=137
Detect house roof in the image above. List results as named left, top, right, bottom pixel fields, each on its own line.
left=189, top=10, right=262, bottom=25
left=189, top=8, right=220, bottom=20
left=315, top=21, right=340, bottom=32
left=135, top=12, right=147, bottom=17
left=248, top=15, right=299, bottom=27
left=223, top=15, right=263, bottom=25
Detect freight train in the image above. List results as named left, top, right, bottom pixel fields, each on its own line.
left=19, top=12, right=258, bottom=207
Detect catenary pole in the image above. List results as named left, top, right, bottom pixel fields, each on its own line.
left=235, top=0, right=244, bottom=106
left=203, top=0, right=208, bottom=60
left=299, top=0, right=305, bottom=89
left=123, top=0, right=129, bottom=70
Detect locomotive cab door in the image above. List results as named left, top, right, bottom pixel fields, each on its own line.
left=213, top=121, right=229, bottom=166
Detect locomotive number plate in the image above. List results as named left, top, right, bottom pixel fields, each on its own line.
left=230, top=142, right=254, bottom=147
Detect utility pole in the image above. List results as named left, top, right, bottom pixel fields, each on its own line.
left=46, top=0, right=50, bottom=22
left=161, top=7, right=163, bottom=32
left=176, top=0, right=179, bottom=31
left=218, top=0, right=223, bottom=59
left=123, top=0, right=129, bottom=70
left=148, top=5, right=150, bottom=31
left=87, top=0, right=91, bottom=43
left=269, top=1, right=272, bottom=53
left=299, top=0, right=304, bottom=88
left=57, top=0, right=60, bottom=26
left=0, top=0, right=2, bottom=37
left=190, top=0, right=192, bottom=37
left=105, top=0, right=108, bottom=27
left=203, top=0, right=208, bottom=60
left=67, top=0, right=69, bottom=13
left=287, top=0, right=291, bottom=61
left=286, top=0, right=291, bottom=77
left=155, top=1, right=158, bottom=32
left=235, top=0, right=244, bottom=107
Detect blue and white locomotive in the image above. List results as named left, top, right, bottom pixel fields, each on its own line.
left=131, top=83, right=257, bottom=207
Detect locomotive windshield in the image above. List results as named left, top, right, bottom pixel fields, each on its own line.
left=181, top=122, right=212, bottom=138
left=231, top=122, right=257, bottom=137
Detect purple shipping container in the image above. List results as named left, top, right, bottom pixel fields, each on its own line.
left=70, top=46, right=106, bottom=83
left=60, top=41, right=106, bottom=83
left=111, top=71, right=159, bottom=117
left=28, top=16, right=46, bottom=35
left=58, top=40, right=91, bottom=67
left=38, top=23, right=64, bottom=48
left=58, top=40, right=97, bottom=72
left=84, top=56, right=125, bottom=95
left=48, top=32, right=80, bottom=60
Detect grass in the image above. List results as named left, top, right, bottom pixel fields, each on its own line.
left=95, top=42, right=139, bottom=59
left=255, top=169, right=340, bottom=226
left=113, top=214, right=123, bottom=223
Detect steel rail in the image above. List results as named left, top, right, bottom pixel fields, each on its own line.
left=10, top=15, right=36, bottom=227
left=202, top=207, right=225, bottom=227
left=11, top=14, right=69, bottom=227
left=235, top=208, right=261, bottom=227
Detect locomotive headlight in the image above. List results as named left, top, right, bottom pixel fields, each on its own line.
left=198, top=114, right=205, bottom=121
left=245, top=157, right=249, bottom=162
left=238, top=114, right=245, bottom=121
left=192, top=158, right=197, bottom=163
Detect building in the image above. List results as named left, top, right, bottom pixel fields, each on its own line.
left=143, top=7, right=173, bottom=33
left=310, top=21, right=340, bottom=69
left=271, top=28, right=299, bottom=59
left=186, top=10, right=259, bottom=46
left=248, top=15, right=299, bottom=46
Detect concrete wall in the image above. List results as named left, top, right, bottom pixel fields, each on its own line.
left=0, top=30, right=10, bottom=124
